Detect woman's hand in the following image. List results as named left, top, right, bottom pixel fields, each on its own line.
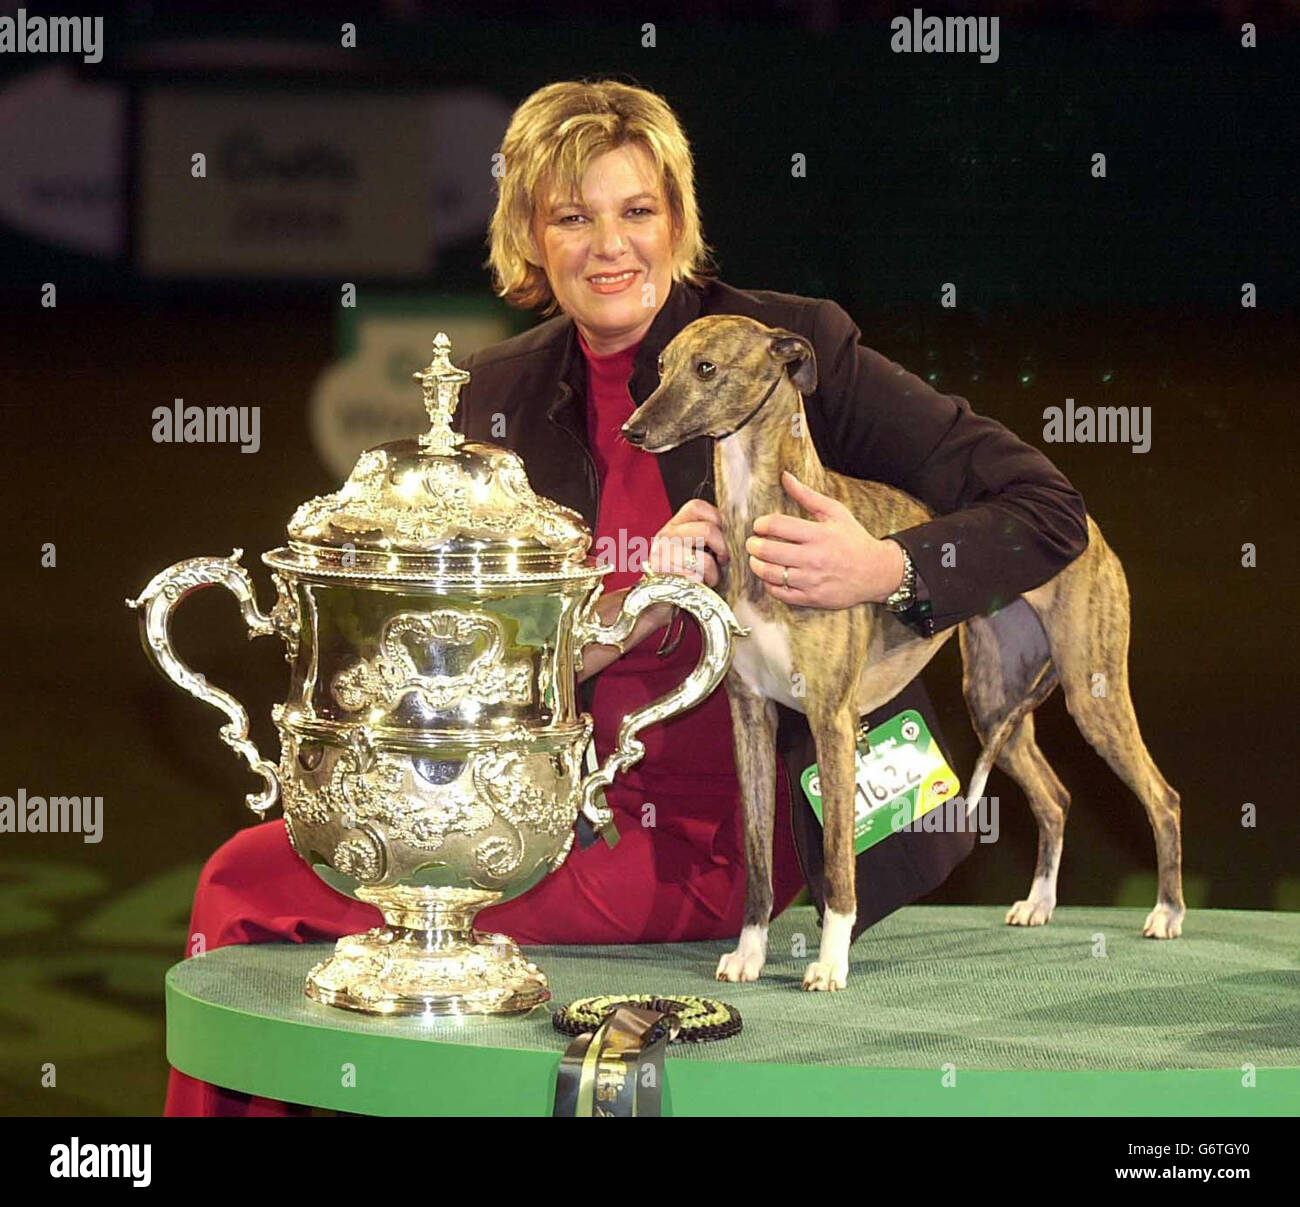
left=647, top=498, right=730, bottom=587
left=744, top=471, right=906, bottom=609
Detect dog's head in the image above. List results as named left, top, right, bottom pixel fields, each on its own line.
left=622, top=315, right=817, bottom=453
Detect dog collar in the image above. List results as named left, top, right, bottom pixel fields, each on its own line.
left=722, top=370, right=785, bottom=438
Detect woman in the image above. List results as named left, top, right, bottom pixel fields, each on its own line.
left=165, top=79, right=1088, bottom=1115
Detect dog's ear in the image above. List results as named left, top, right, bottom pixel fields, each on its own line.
left=768, top=330, right=818, bottom=395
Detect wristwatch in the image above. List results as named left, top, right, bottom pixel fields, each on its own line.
left=884, top=542, right=917, bottom=613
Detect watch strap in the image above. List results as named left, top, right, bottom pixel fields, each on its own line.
left=885, top=542, right=917, bottom=612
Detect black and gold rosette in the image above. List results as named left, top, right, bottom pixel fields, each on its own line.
left=552, top=995, right=742, bottom=1117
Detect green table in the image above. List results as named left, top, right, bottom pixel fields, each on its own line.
left=166, top=905, right=1300, bottom=1116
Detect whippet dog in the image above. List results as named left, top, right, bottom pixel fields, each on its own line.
left=623, top=315, right=1184, bottom=991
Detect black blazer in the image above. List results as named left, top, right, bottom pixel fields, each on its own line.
left=454, top=277, right=1089, bottom=939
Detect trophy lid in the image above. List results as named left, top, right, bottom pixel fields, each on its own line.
left=271, top=333, right=593, bottom=580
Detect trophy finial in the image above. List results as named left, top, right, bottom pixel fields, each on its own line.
left=414, top=332, right=469, bottom=453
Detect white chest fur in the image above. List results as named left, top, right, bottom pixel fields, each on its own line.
left=729, top=597, right=803, bottom=712
left=718, top=431, right=751, bottom=500
left=717, top=433, right=805, bottom=713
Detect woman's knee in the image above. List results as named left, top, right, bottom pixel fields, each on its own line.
left=192, top=821, right=299, bottom=904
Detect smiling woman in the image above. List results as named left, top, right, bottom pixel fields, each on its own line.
left=528, top=153, right=674, bottom=353
left=488, top=84, right=715, bottom=353
left=164, top=77, right=1089, bottom=1116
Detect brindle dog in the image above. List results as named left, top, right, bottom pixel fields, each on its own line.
left=622, top=315, right=1183, bottom=992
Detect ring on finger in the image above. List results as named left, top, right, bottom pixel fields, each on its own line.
left=782, top=565, right=790, bottom=589
left=684, top=545, right=697, bottom=571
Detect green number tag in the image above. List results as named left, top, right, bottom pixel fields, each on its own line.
left=800, top=710, right=961, bottom=854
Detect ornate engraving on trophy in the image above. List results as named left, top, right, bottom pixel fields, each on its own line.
left=268, top=570, right=301, bottom=663
left=333, top=829, right=386, bottom=884
left=289, top=448, right=389, bottom=542
left=289, top=443, right=588, bottom=553
left=330, top=609, right=533, bottom=713
left=474, top=748, right=572, bottom=839
left=281, top=736, right=579, bottom=884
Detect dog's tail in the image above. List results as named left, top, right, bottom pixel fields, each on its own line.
left=963, top=662, right=1056, bottom=814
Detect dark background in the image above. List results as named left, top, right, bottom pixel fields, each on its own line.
left=0, top=0, right=1296, bottom=1115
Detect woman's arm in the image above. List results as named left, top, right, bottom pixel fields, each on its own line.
left=806, top=299, right=1090, bottom=636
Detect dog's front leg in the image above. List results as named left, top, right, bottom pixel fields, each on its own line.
left=803, top=703, right=859, bottom=991
left=716, top=675, right=777, bottom=983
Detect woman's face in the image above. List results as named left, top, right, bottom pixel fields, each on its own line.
left=531, top=142, right=676, bottom=355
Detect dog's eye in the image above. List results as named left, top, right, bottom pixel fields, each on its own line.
left=695, top=360, right=717, bottom=380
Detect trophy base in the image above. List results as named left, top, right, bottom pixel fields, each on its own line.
left=304, top=886, right=550, bottom=1016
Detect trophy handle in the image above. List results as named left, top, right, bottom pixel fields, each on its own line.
left=126, top=549, right=292, bottom=816
left=571, top=572, right=747, bottom=832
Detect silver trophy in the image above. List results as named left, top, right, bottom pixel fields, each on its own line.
left=129, top=333, right=742, bottom=1016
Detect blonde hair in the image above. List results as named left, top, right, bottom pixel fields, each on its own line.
left=486, top=79, right=717, bottom=314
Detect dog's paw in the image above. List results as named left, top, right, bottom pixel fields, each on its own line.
left=716, top=949, right=765, bottom=982
left=1005, top=897, right=1055, bottom=927
left=715, top=925, right=767, bottom=982
left=801, top=960, right=847, bottom=992
left=1142, top=902, right=1184, bottom=939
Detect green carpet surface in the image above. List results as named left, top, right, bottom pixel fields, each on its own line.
left=169, top=905, right=1299, bottom=1073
